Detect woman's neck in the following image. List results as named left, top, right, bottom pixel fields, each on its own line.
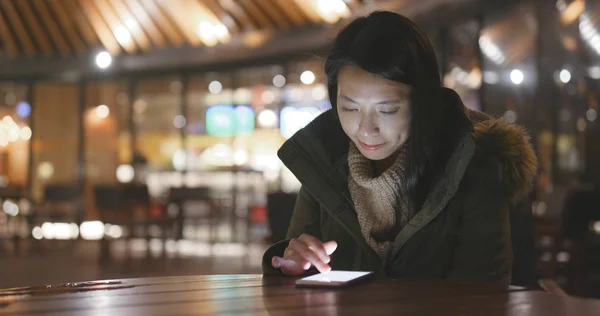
left=373, top=154, right=397, bottom=177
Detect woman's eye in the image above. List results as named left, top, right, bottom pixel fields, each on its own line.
left=380, top=110, right=399, bottom=115
left=341, top=107, right=358, bottom=112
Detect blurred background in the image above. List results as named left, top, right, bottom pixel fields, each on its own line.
left=0, top=0, right=598, bottom=298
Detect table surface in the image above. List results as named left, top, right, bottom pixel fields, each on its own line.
left=1, top=274, right=599, bottom=315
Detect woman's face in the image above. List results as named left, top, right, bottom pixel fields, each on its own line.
left=337, top=65, right=412, bottom=161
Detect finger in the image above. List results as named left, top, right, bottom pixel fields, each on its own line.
left=298, top=234, right=330, bottom=263
left=289, top=239, right=331, bottom=273
left=284, top=248, right=311, bottom=270
left=287, top=252, right=311, bottom=270
left=272, top=256, right=305, bottom=276
left=323, top=241, right=338, bottom=255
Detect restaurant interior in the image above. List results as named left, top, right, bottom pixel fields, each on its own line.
left=0, top=0, right=599, bottom=302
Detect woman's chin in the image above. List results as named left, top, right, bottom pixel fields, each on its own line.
left=357, top=148, right=390, bottom=161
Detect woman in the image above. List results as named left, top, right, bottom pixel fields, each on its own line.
left=263, top=11, right=537, bottom=284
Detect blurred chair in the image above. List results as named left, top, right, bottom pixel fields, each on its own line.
left=94, top=184, right=174, bottom=260
left=94, top=185, right=131, bottom=261
left=0, top=185, right=27, bottom=253
left=35, top=184, right=83, bottom=224
left=510, top=196, right=538, bottom=287
left=126, top=183, right=175, bottom=252
left=168, top=187, right=226, bottom=243
left=266, top=192, right=297, bottom=243
left=561, top=184, right=600, bottom=297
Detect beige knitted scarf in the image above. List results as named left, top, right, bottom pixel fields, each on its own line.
left=348, top=142, right=412, bottom=262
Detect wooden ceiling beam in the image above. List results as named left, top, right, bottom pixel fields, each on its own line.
left=92, top=0, right=138, bottom=54
left=190, top=0, right=232, bottom=44
left=153, top=0, right=202, bottom=46
left=218, top=0, right=256, bottom=31
left=108, top=0, right=152, bottom=52
left=0, top=0, right=36, bottom=56
left=254, top=0, right=291, bottom=29
left=62, top=0, right=101, bottom=47
left=46, top=0, right=87, bottom=55
left=291, top=0, right=322, bottom=24
left=32, top=0, right=71, bottom=56
left=272, top=0, right=308, bottom=26
left=78, top=0, right=122, bottom=55
left=138, top=0, right=184, bottom=47
left=0, top=6, right=16, bottom=56
left=238, top=0, right=275, bottom=29
left=123, top=0, right=167, bottom=48
left=14, top=0, right=53, bottom=56
left=201, top=0, right=240, bottom=34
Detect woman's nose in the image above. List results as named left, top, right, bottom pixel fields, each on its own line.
left=358, top=114, right=380, bottom=137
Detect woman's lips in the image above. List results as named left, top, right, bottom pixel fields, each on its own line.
left=359, top=141, right=384, bottom=150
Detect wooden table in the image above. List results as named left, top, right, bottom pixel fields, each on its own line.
left=1, top=275, right=599, bottom=315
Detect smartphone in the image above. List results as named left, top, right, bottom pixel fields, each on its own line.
left=295, top=270, right=374, bottom=288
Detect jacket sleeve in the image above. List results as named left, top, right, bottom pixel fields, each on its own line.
left=447, top=184, right=513, bottom=285
left=262, top=186, right=322, bottom=275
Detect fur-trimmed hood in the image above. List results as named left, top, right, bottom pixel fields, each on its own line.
left=469, top=117, right=538, bottom=200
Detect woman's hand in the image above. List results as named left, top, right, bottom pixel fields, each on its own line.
left=271, top=234, right=338, bottom=275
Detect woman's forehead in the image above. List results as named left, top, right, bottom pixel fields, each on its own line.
left=338, top=66, right=411, bottom=96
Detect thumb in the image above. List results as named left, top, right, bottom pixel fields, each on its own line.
left=271, top=256, right=304, bottom=276
left=323, top=241, right=338, bottom=255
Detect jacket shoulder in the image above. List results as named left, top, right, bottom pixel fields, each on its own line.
left=466, top=117, right=538, bottom=200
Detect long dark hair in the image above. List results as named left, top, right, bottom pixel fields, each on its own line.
left=325, top=11, right=471, bottom=210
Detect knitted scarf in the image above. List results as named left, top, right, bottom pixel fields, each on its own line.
left=347, top=142, right=412, bottom=262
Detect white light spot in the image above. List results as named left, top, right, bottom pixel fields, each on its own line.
left=125, top=18, right=137, bottom=29
left=114, top=25, right=131, bottom=44
left=208, top=80, right=223, bottom=94
left=503, top=110, right=517, bottom=123
left=95, top=51, right=112, bottom=69
left=592, top=221, right=600, bottom=233
left=214, top=24, right=229, bottom=39
left=134, top=99, right=147, bottom=114
left=2, top=200, right=18, bottom=216
left=559, top=69, right=571, bottom=83
left=233, top=149, right=248, bottom=165
left=261, top=90, right=276, bottom=104
left=116, top=164, right=135, bottom=183
left=273, top=75, right=286, bottom=88
left=173, top=115, right=186, bottom=128
left=96, top=104, right=110, bottom=119
left=80, top=221, right=105, bottom=240
left=311, top=84, right=328, bottom=100
left=20, top=126, right=32, bottom=141
left=41, top=222, right=55, bottom=239
left=483, top=71, right=500, bottom=84
left=38, top=162, right=54, bottom=180
left=557, top=252, right=570, bottom=263
left=587, top=109, right=597, bottom=122
left=589, top=66, right=600, bottom=79
left=32, top=226, right=43, bottom=240
left=300, top=71, right=316, bottom=85
left=577, top=118, right=586, bottom=132
left=106, top=225, right=123, bottom=239
left=257, top=109, right=277, bottom=128
left=52, top=223, right=76, bottom=240
left=510, top=69, right=524, bottom=85
left=172, top=149, right=186, bottom=171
